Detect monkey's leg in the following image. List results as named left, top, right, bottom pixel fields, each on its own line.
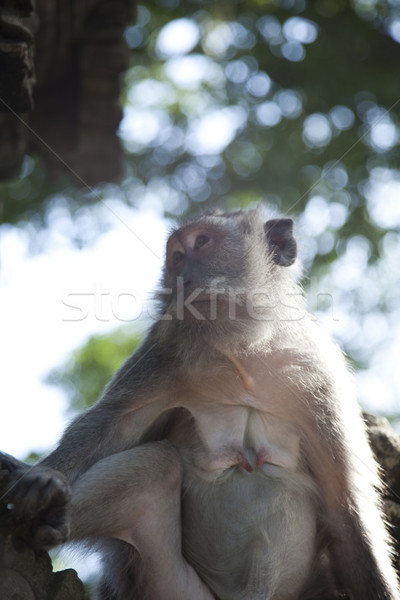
left=70, top=440, right=215, bottom=600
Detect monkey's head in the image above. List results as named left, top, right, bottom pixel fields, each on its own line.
left=156, top=207, right=300, bottom=351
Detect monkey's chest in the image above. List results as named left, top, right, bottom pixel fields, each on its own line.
left=172, top=403, right=301, bottom=480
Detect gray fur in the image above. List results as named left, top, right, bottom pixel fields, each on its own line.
left=6, top=208, right=399, bottom=600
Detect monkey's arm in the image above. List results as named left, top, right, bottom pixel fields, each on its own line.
left=41, top=331, right=171, bottom=481
left=299, top=356, right=400, bottom=600
left=2, top=332, right=173, bottom=546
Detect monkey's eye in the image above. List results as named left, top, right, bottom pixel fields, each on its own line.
left=173, top=251, right=185, bottom=265
left=194, top=235, right=210, bottom=250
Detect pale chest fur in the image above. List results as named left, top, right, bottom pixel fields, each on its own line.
left=170, top=348, right=311, bottom=477
left=167, top=353, right=319, bottom=600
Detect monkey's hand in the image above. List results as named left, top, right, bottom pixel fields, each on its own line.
left=0, top=450, right=71, bottom=548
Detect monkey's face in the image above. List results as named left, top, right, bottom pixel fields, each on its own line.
left=164, top=220, right=246, bottom=324
left=157, top=209, right=298, bottom=347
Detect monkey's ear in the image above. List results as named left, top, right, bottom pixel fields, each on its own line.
left=264, top=219, right=297, bottom=266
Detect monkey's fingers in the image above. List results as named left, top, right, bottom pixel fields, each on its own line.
left=9, top=468, right=71, bottom=520
left=32, top=502, right=70, bottom=547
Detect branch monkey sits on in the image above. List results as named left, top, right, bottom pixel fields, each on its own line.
left=1, top=207, right=399, bottom=600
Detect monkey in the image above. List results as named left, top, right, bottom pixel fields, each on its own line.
left=1, top=206, right=399, bottom=600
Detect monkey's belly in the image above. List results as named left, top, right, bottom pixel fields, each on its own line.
left=182, top=466, right=317, bottom=600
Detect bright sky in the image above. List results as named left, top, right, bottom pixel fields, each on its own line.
left=0, top=205, right=168, bottom=458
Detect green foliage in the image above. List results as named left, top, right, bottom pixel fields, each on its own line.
left=2, top=0, right=400, bottom=268
left=117, top=0, right=400, bottom=272
left=25, top=451, right=43, bottom=465
left=46, top=328, right=142, bottom=412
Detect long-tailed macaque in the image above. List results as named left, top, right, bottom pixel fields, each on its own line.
left=1, top=207, right=399, bottom=600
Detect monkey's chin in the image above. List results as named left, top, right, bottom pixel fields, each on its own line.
left=183, top=298, right=254, bottom=327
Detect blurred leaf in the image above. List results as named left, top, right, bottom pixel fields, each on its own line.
left=46, top=327, right=142, bottom=413
left=24, top=451, right=43, bottom=464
